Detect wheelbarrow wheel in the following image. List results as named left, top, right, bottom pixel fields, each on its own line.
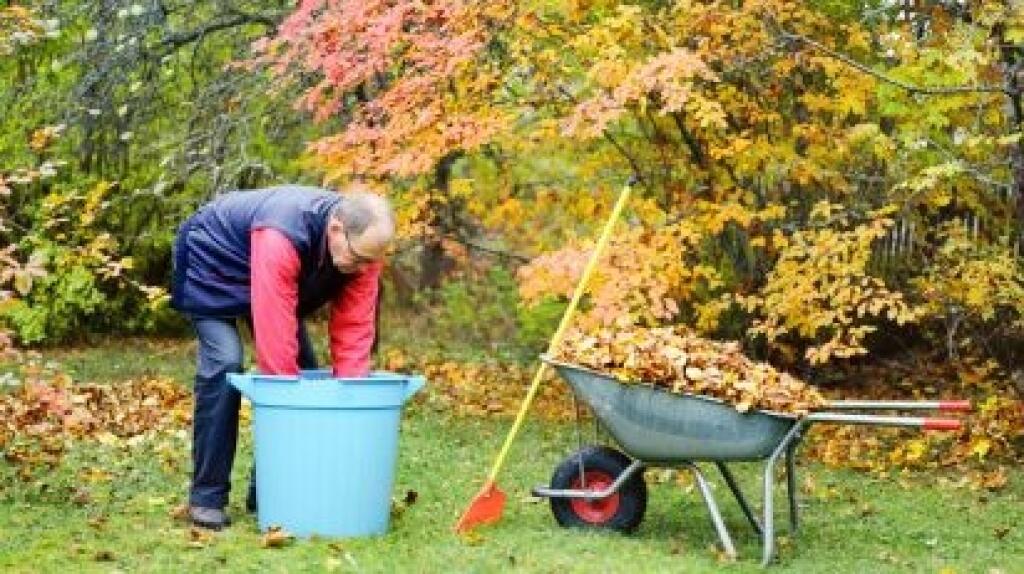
left=549, top=445, right=647, bottom=532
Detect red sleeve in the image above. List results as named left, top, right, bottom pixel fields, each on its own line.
left=250, top=228, right=301, bottom=375
left=329, top=261, right=382, bottom=377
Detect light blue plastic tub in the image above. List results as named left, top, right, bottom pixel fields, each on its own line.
left=228, top=369, right=425, bottom=537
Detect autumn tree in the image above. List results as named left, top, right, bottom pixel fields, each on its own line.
left=254, top=0, right=521, bottom=289
left=509, top=0, right=1024, bottom=366
left=261, top=0, right=1024, bottom=368
left=0, top=1, right=308, bottom=342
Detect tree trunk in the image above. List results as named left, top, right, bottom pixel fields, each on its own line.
left=418, top=153, right=460, bottom=290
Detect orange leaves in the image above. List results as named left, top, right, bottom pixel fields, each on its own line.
left=616, top=48, right=718, bottom=112
left=0, top=369, right=192, bottom=476
left=560, top=94, right=628, bottom=141
left=517, top=224, right=695, bottom=329
left=379, top=349, right=573, bottom=420
left=563, top=48, right=721, bottom=139
left=555, top=325, right=826, bottom=415
left=516, top=245, right=591, bottom=303
left=260, top=526, right=295, bottom=549
left=516, top=200, right=783, bottom=334
left=257, top=0, right=510, bottom=178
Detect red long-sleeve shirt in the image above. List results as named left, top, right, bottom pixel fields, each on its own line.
left=250, top=227, right=381, bottom=377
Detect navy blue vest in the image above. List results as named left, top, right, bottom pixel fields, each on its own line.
left=170, top=186, right=350, bottom=317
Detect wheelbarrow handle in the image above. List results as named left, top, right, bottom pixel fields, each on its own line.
left=823, top=400, right=972, bottom=412
left=807, top=412, right=963, bottom=431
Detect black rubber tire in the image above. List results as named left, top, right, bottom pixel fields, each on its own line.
left=549, top=445, right=647, bottom=532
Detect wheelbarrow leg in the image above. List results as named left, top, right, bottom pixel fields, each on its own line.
left=762, top=421, right=807, bottom=566
left=682, top=462, right=737, bottom=560
left=762, top=457, right=776, bottom=567
left=785, top=443, right=799, bottom=534
left=715, top=462, right=762, bottom=536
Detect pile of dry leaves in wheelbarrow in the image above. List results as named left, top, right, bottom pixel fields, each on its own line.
left=555, top=325, right=825, bottom=415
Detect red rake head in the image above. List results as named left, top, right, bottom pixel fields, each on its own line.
left=454, top=480, right=507, bottom=534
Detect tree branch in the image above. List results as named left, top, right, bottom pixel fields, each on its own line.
left=223, top=6, right=284, bottom=29
left=154, top=11, right=282, bottom=57
left=601, top=129, right=646, bottom=187
left=670, top=111, right=706, bottom=168
left=555, top=85, right=646, bottom=186
left=444, top=233, right=531, bottom=263
left=924, top=137, right=1014, bottom=192
left=778, top=30, right=1013, bottom=97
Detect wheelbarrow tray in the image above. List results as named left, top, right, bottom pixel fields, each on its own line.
left=543, top=358, right=797, bottom=462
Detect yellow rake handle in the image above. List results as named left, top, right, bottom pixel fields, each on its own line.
left=484, top=181, right=633, bottom=483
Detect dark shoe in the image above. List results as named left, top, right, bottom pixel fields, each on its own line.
left=189, top=506, right=231, bottom=530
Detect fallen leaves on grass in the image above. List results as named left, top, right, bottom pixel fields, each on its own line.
left=70, top=487, right=92, bottom=506
left=327, top=542, right=358, bottom=568
left=390, top=489, right=419, bottom=519
left=380, top=348, right=574, bottom=420
left=187, top=526, right=214, bottom=549
left=0, top=366, right=191, bottom=478
left=978, top=467, right=1009, bottom=491
left=260, top=526, right=295, bottom=549
left=403, top=489, right=418, bottom=505
left=458, top=529, right=486, bottom=546
left=708, top=544, right=736, bottom=563
left=169, top=503, right=190, bottom=521
left=801, top=473, right=817, bottom=496
left=876, top=550, right=908, bottom=567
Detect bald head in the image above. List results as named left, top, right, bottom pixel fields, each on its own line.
left=332, top=189, right=395, bottom=237
left=326, top=186, right=395, bottom=273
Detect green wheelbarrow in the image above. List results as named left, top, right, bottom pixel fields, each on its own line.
left=532, top=357, right=970, bottom=566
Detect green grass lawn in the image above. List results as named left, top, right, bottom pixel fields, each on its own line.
left=1, top=339, right=1021, bottom=573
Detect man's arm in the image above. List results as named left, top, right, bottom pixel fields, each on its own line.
left=250, top=228, right=301, bottom=375
left=329, top=261, right=382, bottom=377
